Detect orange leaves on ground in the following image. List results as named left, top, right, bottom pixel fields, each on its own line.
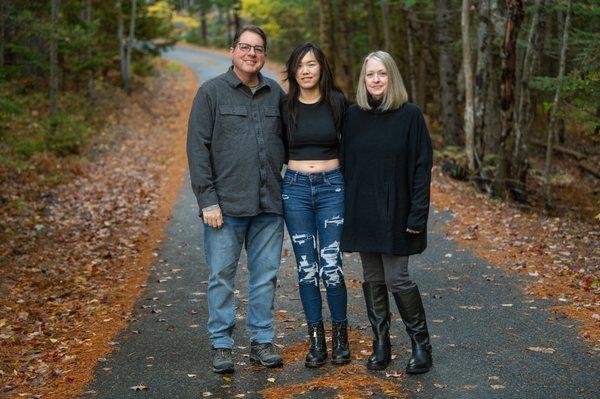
left=0, top=60, right=197, bottom=398
left=431, top=168, right=600, bottom=345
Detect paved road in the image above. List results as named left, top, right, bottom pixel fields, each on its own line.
left=84, top=46, right=599, bottom=399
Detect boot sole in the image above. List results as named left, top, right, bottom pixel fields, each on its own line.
left=250, top=355, right=283, bottom=368
left=367, top=363, right=390, bottom=370
left=304, top=360, right=326, bottom=368
left=212, top=365, right=234, bottom=374
left=406, top=365, right=432, bottom=374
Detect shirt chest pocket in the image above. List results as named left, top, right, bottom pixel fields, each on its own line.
left=219, top=105, right=248, bottom=135
left=263, top=106, right=281, bottom=137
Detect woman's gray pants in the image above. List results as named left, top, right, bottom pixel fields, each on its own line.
left=359, top=252, right=416, bottom=293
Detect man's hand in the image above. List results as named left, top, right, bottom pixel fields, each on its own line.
left=203, top=207, right=223, bottom=229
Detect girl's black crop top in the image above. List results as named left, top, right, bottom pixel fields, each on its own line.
left=286, top=100, right=340, bottom=161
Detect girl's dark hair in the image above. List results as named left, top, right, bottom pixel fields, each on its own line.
left=284, top=43, right=345, bottom=140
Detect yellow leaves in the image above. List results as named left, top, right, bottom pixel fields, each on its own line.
left=173, top=14, right=199, bottom=31
left=147, top=1, right=173, bottom=19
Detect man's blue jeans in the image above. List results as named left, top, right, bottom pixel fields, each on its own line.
left=282, top=167, right=348, bottom=325
left=203, top=212, right=284, bottom=349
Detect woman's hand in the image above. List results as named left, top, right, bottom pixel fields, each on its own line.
left=406, top=228, right=421, bottom=234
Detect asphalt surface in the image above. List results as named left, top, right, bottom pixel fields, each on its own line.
left=84, top=46, right=599, bottom=399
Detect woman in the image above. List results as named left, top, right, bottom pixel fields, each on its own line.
left=282, top=43, right=350, bottom=368
left=341, top=51, right=433, bottom=374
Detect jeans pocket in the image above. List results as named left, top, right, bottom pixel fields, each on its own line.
left=326, top=173, right=344, bottom=188
left=283, top=173, right=295, bottom=186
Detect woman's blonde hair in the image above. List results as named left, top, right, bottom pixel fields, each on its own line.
left=356, top=51, right=408, bottom=111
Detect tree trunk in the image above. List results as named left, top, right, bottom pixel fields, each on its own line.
left=124, top=0, right=136, bottom=95
left=85, top=0, right=93, bottom=98
left=226, top=8, right=232, bottom=45
left=404, top=10, right=417, bottom=103
left=416, top=24, right=428, bottom=112
left=318, top=0, right=336, bottom=73
left=435, top=0, right=461, bottom=146
left=462, top=0, right=475, bottom=172
left=336, top=0, right=353, bottom=97
left=366, top=0, right=380, bottom=50
left=117, top=0, right=127, bottom=94
left=232, top=3, right=240, bottom=33
left=495, top=0, right=523, bottom=198
left=50, top=0, right=58, bottom=134
left=380, top=0, right=391, bottom=52
left=543, top=0, right=572, bottom=208
left=513, top=0, right=544, bottom=184
left=0, top=0, right=5, bottom=68
left=199, top=5, right=207, bottom=45
left=474, top=0, right=492, bottom=171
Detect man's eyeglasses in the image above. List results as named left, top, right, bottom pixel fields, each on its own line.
left=236, top=42, right=265, bottom=55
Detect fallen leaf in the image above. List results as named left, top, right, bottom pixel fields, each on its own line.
left=527, top=346, right=555, bottom=354
left=385, top=371, right=403, bottom=378
left=459, top=305, right=482, bottom=310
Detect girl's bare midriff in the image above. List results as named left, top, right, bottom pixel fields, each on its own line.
left=288, top=159, right=340, bottom=173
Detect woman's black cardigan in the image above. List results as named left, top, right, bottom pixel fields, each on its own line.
left=340, top=102, right=433, bottom=256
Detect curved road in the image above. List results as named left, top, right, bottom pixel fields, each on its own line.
left=84, top=46, right=599, bottom=399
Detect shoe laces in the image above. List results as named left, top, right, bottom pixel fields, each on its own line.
left=213, top=348, right=231, bottom=360
left=253, top=342, right=276, bottom=356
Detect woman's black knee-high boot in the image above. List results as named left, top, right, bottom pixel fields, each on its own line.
left=362, top=282, right=391, bottom=370
left=392, top=286, right=433, bottom=374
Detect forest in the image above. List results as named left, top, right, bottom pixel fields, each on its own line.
left=1, top=0, right=599, bottom=217
left=1, top=1, right=599, bottom=397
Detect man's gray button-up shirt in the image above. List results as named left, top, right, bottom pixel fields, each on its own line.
left=187, top=66, right=286, bottom=217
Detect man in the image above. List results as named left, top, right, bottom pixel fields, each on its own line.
left=186, top=25, right=286, bottom=374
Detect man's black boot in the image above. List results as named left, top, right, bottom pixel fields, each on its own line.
left=305, top=321, right=327, bottom=367
left=250, top=342, right=283, bottom=368
left=363, top=282, right=391, bottom=370
left=392, top=286, right=433, bottom=374
left=211, top=347, right=234, bottom=374
left=331, top=320, right=351, bottom=365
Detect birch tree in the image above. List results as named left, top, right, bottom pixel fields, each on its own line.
left=474, top=0, right=493, bottom=172
left=462, top=0, right=475, bottom=172
left=543, top=0, right=572, bottom=208
left=123, top=0, right=137, bottom=95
